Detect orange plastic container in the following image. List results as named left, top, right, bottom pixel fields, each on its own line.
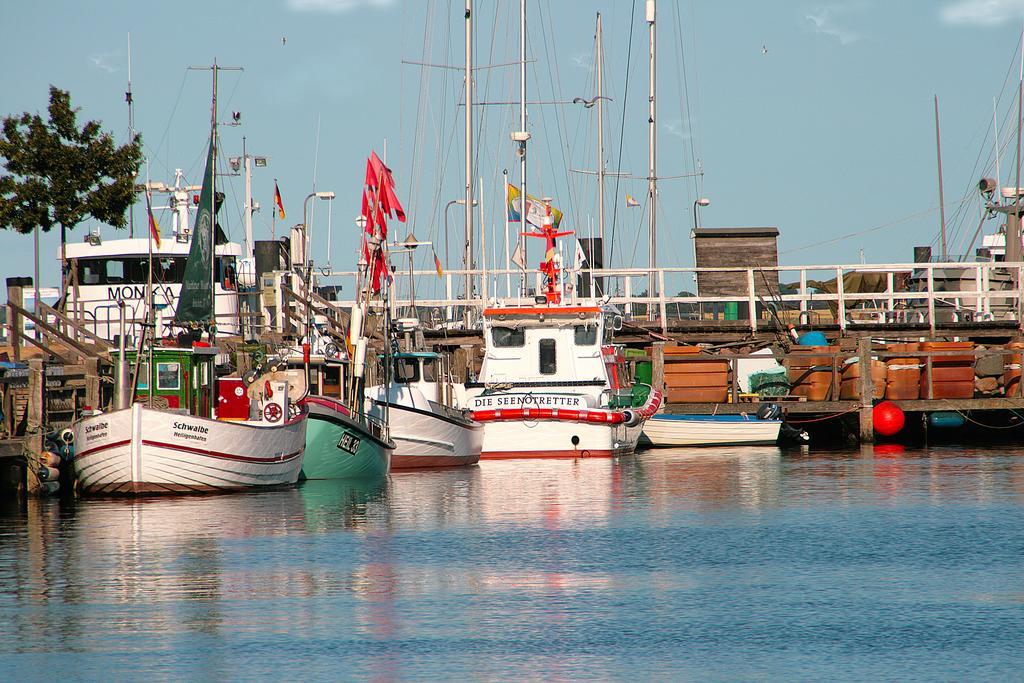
left=1004, top=342, right=1024, bottom=398
left=786, top=346, right=841, bottom=401
left=839, top=359, right=887, bottom=400
left=919, top=341, right=974, bottom=399
left=660, top=349, right=730, bottom=403
left=884, top=343, right=921, bottom=400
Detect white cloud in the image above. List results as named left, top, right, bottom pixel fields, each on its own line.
left=941, top=0, right=1024, bottom=25
left=664, top=118, right=691, bottom=141
left=286, top=0, right=395, bottom=12
left=804, top=5, right=863, bottom=45
left=89, top=51, right=120, bottom=74
left=570, top=52, right=594, bottom=71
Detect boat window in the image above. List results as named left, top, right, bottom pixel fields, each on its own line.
left=80, top=260, right=103, bottom=285
left=574, top=325, right=598, bottom=346
left=77, top=257, right=184, bottom=286
left=603, top=324, right=614, bottom=345
left=157, top=362, right=181, bottom=390
left=137, top=362, right=149, bottom=390
left=539, top=339, right=557, bottom=375
left=492, top=326, right=525, bottom=347
left=421, top=357, right=437, bottom=381
left=216, top=257, right=237, bottom=289
left=394, top=358, right=419, bottom=383
left=105, top=260, right=126, bottom=283
left=155, top=257, right=187, bottom=282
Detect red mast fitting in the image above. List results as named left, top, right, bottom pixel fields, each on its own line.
left=522, top=202, right=573, bottom=303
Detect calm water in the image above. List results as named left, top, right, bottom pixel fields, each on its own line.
left=1, top=446, right=1023, bottom=681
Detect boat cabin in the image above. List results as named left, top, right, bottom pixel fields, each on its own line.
left=479, top=305, right=616, bottom=384
left=116, top=346, right=218, bottom=417
left=465, top=303, right=635, bottom=412
left=391, top=351, right=441, bottom=403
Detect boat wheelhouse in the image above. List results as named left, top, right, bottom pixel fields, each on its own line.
left=366, top=351, right=482, bottom=469
left=64, top=170, right=242, bottom=342
left=465, top=303, right=660, bottom=458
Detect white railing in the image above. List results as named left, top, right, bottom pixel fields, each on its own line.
left=317, top=260, right=1024, bottom=334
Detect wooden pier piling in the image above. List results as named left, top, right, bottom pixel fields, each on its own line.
left=857, top=336, right=874, bottom=444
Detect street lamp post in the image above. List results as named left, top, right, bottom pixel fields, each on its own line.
left=303, top=191, right=336, bottom=267
left=691, top=197, right=710, bottom=303
left=442, top=197, right=478, bottom=284
left=692, top=197, right=710, bottom=231
left=301, top=191, right=335, bottom=343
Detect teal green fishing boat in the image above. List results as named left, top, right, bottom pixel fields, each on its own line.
left=299, top=395, right=392, bottom=480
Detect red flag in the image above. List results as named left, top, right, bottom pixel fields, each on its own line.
left=146, top=192, right=161, bottom=248
left=274, top=181, right=286, bottom=219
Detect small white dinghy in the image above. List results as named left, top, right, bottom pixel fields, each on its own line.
left=640, top=406, right=784, bottom=448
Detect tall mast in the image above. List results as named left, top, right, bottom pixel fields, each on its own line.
left=934, top=95, right=947, bottom=261
left=127, top=32, right=135, bottom=238
left=243, top=136, right=254, bottom=262
left=596, top=12, right=605, bottom=243
left=517, top=0, right=529, bottom=289
left=211, top=61, right=218, bottom=317
left=646, top=0, right=657, bottom=296
left=464, top=0, right=474, bottom=306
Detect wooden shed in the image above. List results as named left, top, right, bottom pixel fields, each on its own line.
left=693, top=227, right=779, bottom=319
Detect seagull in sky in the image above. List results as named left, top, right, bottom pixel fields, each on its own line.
left=572, top=95, right=612, bottom=109
left=762, top=44, right=768, bottom=54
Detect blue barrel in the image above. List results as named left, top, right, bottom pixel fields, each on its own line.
left=798, top=331, right=828, bottom=346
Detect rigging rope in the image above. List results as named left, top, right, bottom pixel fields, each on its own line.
left=608, top=0, right=638, bottom=272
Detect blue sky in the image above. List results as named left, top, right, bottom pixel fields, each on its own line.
left=4, top=0, right=1024, bottom=296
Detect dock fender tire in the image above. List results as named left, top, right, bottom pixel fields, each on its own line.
left=622, top=409, right=641, bottom=427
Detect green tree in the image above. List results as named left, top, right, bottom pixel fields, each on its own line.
left=0, top=86, right=142, bottom=256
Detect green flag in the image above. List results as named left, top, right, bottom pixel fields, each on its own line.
left=174, top=136, right=216, bottom=326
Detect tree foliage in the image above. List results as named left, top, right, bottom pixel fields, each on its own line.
left=0, top=86, right=143, bottom=235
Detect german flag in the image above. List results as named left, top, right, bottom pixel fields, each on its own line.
left=146, top=191, right=160, bottom=247
left=274, top=181, right=285, bottom=219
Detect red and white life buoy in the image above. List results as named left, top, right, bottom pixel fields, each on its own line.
left=472, top=388, right=662, bottom=426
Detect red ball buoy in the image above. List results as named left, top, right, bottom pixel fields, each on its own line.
left=873, top=401, right=905, bottom=437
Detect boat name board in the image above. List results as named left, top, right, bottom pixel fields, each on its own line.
left=172, top=421, right=210, bottom=443
left=84, top=421, right=110, bottom=442
left=471, top=393, right=584, bottom=409
left=106, top=284, right=175, bottom=302
left=337, top=432, right=361, bottom=455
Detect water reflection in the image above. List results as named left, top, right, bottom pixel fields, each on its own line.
left=0, top=446, right=1023, bottom=679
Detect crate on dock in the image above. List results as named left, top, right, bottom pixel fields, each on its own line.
left=884, top=343, right=921, bottom=400
left=839, top=357, right=886, bottom=400
left=655, top=345, right=730, bottom=404
left=919, top=341, right=974, bottom=399
left=1004, top=341, right=1024, bottom=398
left=785, top=346, right=842, bottom=401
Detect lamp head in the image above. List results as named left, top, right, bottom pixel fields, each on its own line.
left=316, top=191, right=335, bottom=200
left=696, top=197, right=711, bottom=207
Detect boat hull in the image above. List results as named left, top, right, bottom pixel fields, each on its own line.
left=641, top=414, right=782, bottom=447
left=479, top=420, right=643, bottom=459
left=72, top=404, right=306, bottom=495
left=372, top=402, right=482, bottom=469
left=301, top=396, right=392, bottom=480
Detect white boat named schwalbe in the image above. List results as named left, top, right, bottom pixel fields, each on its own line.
left=73, top=403, right=307, bottom=495
left=640, top=413, right=782, bottom=448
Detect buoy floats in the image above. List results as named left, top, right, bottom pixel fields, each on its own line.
left=873, top=401, right=905, bottom=437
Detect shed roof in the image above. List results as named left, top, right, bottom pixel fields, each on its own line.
left=692, top=227, right=779, bottom=238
